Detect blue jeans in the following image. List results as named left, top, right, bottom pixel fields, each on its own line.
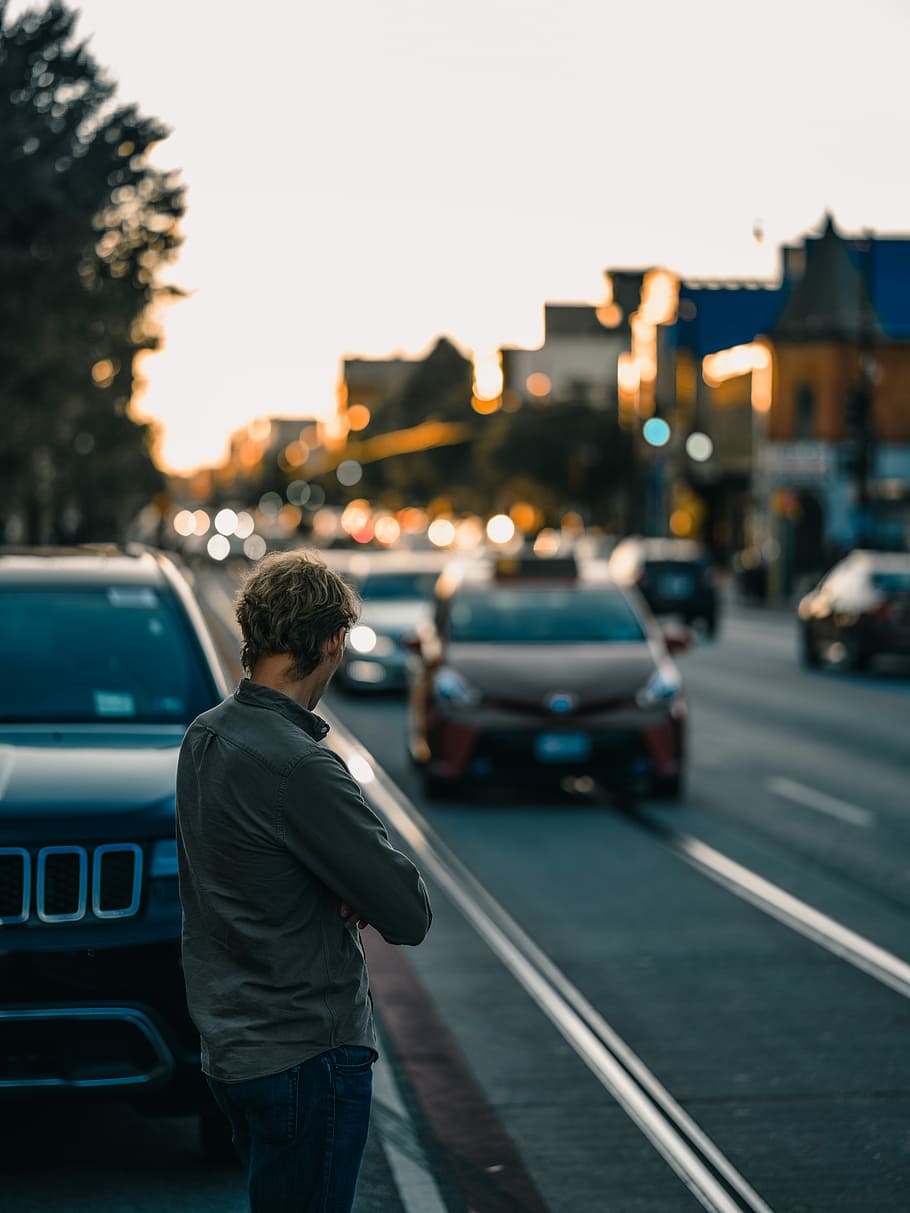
left=206, top=1046, right=375, bottom=1212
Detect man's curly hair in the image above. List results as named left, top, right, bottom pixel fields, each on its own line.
left=235, top=550, right=359, bottom=679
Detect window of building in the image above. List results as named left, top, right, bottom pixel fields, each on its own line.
left=795, top=382, right=815, bottom=439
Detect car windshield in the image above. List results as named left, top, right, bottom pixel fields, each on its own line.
left=643, top=560, right=703, bottom=576
left=0, top=586, right=219, bottom=724
left=358, top=572, right=438, bottom=600
left=448, top=588, right=646, bottom=644
left=870, top=571, right=910, bottom=593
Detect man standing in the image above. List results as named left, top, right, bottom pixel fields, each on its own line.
left=176, top=551, right=432, bottom=1212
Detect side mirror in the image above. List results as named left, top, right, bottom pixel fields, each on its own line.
left=661, top=621, right=693, bottom=656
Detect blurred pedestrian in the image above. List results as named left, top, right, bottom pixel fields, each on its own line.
left=176, top=550, right=432, bottom=1212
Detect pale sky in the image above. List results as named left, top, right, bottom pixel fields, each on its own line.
left=12, top=0, right=910, bottom=471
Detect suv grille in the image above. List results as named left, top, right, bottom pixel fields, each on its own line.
left=0, top=845, right=143, bottom=925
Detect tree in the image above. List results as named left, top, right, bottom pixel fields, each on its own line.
left=353, top=337, right=482, bottom=509
left=0, top=1, right=184, bottom=542
left=474, top=398, right=639, bottom=529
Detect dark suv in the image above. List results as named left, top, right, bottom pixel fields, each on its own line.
left=0, top=546, right=230, bottom=1155
left=607, top=537, right=720, bottom=636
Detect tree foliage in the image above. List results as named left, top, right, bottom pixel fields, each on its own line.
left=0, top=1, right=184, bottom=542
left=352, top=337, right=484, bottom=510
left=344, top=336, right=640, bottom=527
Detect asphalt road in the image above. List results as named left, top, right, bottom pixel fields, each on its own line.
left=320, top=594, right=910, bottom=1213
left=6, top=583, right=908, bottom=1212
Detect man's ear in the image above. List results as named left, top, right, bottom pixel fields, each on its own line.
left=324, top=626, right=346, bottom=660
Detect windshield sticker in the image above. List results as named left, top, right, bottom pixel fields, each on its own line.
left=148, top=618, right=164, bottom=636
left=107, top=588, right=159, bottom=608
left=93, top=691, right=137, bottom=717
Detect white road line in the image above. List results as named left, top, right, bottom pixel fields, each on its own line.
left=668, top=832, right=910, bottom=1001
left=768, top=776, right=875, bottom=828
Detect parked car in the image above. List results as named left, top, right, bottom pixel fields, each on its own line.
left=798, top=549, right=910, bottom=670
left=0, top=545, right=233, bottom=1158
left=405, top=553, right=690, bottom=800
left=607, top=537, right=719, bottom=636
left=333, top=551, right=451, bottom=692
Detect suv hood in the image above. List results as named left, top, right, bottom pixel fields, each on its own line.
left=0, top=729, right=181, bottom=835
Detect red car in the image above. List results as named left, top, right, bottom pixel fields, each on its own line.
left=405, top=554, right=689, bottom=800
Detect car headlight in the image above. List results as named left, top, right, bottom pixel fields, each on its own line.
left=433, top=667, right=482, bottom=708
left=149, top=837, right=179, bottom=878
left=636, top=663, right=681, bottom=708
left=349, top=625, right=378, bottom=654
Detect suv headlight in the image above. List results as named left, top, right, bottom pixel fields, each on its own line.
left=636, top=663, right=681, bottom=708
left=433, top=667, right=483, bottom=708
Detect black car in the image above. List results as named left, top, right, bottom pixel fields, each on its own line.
left=798, top=549, right=910, bottom=670
left=0, top=546, right=232, bottom=1157
left=607, top=537, right=719, bottom=636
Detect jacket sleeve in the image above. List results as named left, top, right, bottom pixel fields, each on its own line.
left=281, top=748, right=432, bottom=946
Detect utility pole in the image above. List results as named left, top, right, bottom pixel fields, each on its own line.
left=845, top=234, right=877, bottom=547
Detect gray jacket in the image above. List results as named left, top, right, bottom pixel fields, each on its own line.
left=176, top=678, right=431, bottom=1083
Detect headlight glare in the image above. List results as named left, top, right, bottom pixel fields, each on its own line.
left=349, top=625, right=377, bottom=654
left=636, top=664, right=681, bottom=708
left=433, top=667, right=482, bottom=707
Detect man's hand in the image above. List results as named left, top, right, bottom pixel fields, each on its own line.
left=340, top=902, right=369, bottom=929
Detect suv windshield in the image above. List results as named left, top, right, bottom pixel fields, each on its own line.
left=0, top=585, right=218, bottom=724
left=447, top=588, right=646, bottom=644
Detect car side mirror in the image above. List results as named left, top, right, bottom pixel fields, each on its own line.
left=661, top=621, right=693, bottom=656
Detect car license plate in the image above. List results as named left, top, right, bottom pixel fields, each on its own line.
left=659, top=575, right=693, bottom=598
left=534, top=733, right=591, bottom=763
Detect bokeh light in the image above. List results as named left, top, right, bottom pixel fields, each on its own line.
left=341, top=501, right=371, bottom=536
left=243, top=534, right=267, bottom=561
left=258, top=491, right=283, bottom=516
left=214, top=508, right=239, bottom=536
left=643, top=418, right=671, bottom=447
left=234, top=511, right=255, bottom=539
left=207, top=534, right=230, bottom=561
left=287, top=480, right=312, bottom=506
left=526, top=373, right=551, bottom=398
left=337, top=460, right=363, bottom=487
left=373, top=516, right=401, bottom=546
left=347, top=404, right=371, bottom=432
left=670, top=509, right=695, bottom=537
left=486, top=514, right=515, bottom=544
left=533, top=528, right=561, bottom=556
left=278, top=504, right=303, bottom=532
left=192, top=509, right=211, bottom=536
left=454, top=517, right=484, bottom=549
left=173, top=509, right=195, bottom=537
left=428, top=518, right=456, bottom=548
left=686, top=432, right=714, bottom=462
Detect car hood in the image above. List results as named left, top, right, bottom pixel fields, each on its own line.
left=445, top=642, right=662, bottom=705
left=360, top=600, right=433, bottom=635
left=0, top=727, right=182, bottom=837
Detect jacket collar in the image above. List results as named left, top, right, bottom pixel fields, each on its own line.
left=234, top=678, right=330, bottom=741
